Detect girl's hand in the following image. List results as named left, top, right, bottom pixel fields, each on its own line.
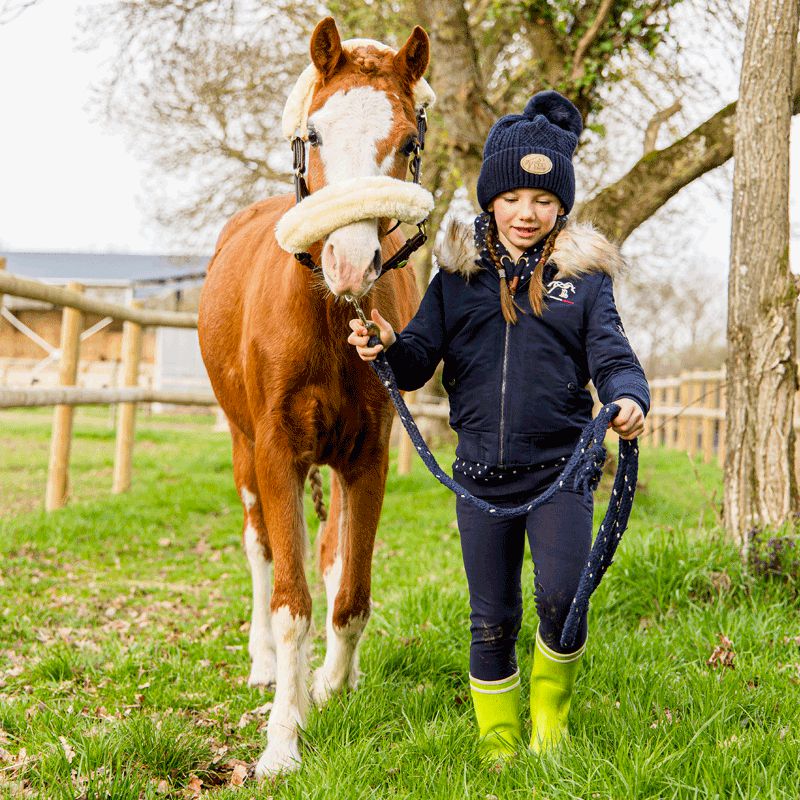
left=347, top=309, right=397, bottom=362
left=608, top=398, right=645, bottom=440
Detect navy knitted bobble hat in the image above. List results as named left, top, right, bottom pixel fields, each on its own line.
left=476, top=90, right=583, bottom=213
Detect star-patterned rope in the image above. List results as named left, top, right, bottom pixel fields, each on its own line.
left=367, top=339, right=640, bottom=650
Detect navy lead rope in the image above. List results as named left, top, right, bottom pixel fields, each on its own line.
left=365, top=334, right=639, bottom=650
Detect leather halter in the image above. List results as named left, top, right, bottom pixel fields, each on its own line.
left=291, top=107, right=429, bottom=275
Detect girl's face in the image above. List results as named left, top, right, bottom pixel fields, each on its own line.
left=489, top=188, right=564, bottom=260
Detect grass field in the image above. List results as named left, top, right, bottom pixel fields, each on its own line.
left=0, top=408, right=798, bottom=799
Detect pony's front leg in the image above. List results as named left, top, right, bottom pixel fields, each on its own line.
left=312, top=453, right=388, bottom=706
left=252, top=443, right=312, bottom=779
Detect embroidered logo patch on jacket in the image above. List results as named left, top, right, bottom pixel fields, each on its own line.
left=546, top=280, right=576, bottom=304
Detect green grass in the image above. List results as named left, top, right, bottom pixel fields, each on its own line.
left=0, top=408, right=798, bottom=799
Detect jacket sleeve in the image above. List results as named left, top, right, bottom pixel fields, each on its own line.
left=585, top=273, right=651, bottom=415
left=384, top=271, right=447, bottom=391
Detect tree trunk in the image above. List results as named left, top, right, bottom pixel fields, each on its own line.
left=724, top=0, right=800, bottom=550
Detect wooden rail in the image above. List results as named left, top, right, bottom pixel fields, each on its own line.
left=0, top=270, right=197, bottom=328
left=0, top=387, right=217, bottom=408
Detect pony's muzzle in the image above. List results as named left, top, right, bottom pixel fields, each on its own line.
left=321, top=221, right=382, bottom=297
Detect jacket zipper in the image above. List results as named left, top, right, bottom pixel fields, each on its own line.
left=499, top=320, right=511, bottom=465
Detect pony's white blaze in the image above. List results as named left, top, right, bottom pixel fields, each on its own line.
left=311, top=86, right=393, bottom=183
left=255, top=606, right=310, bottom=778
left=311, top=86, right=394, bottom=297
left=244, top=521, right=276, bottom=687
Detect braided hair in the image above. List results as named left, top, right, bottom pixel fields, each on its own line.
left=485, top=215, right=567, bottom=324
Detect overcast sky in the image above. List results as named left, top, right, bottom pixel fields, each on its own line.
left=0, top=0, right=798, bottom=276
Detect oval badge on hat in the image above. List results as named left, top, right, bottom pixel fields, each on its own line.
left=520, top=154, right=553, bottom=174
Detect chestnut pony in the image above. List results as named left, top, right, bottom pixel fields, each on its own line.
left=198, top=18, right=427, bottom=777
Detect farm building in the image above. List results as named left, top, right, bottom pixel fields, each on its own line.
left=0, top=251, right=212, bottom=400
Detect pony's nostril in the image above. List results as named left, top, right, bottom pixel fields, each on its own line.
left=372, top=248, right=382, bottom=277
left=322, top=240, right=336, bottom=271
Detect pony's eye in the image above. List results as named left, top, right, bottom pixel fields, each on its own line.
left=307, top=128, right=321, bottom=147
left=399, top=136, right=418, bottom=157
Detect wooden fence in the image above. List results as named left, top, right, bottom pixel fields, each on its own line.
left=0, top=260, right=217, bottom=510
left=0, top=260, right=443, bottom=509
left=0, top=260, right=742, bottom=495
left=5, top=257, right=746, bottom=509
left=646, top=370, right=727, bottom=463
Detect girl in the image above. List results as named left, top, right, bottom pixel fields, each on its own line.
left=348, top=90, right=649, bottom=761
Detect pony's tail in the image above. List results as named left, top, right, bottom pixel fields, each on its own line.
left=308, top=465, right=328, bottom=521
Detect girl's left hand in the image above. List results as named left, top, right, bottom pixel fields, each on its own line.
left=608, top=398, right=645, bottom=440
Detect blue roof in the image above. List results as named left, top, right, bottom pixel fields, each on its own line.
left=0, top=251, right=209, bottom=285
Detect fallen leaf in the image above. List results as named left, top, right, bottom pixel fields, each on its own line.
left=707, top=633, right=735, bottom=669
left=230, top=764, right=247, bottom=786
left=59, top=736, right=75, bottom=764
left=186, top=775, right=202, bottom=797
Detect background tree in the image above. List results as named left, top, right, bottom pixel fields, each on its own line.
left=83, top=0, right=800, bottom=543
left=724, top=0, right=800, bottom=550
left=84, top=0, right=758, bottom=259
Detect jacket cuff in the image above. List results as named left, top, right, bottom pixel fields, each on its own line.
left=605, top=377, right=650, bottom=417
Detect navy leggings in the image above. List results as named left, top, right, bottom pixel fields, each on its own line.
left=455, top=460, right=594, bottom=681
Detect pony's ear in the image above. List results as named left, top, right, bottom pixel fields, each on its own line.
left=393, top=26, right=430, bottom=85
left=310, top=17, right=346, bottom=78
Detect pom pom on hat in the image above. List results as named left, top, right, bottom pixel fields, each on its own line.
left=524, top=90, right=583, bottom=138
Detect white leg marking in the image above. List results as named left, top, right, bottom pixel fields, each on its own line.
left=311, top=513, right=370, bottom=706
left=312, top=606, right=369, bottom=706
left=244, top=519, right=276, bottom=688
left=255, top=606, right=310, bottom=778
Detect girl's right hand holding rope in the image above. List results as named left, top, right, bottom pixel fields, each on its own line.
left=347, top=309, right=397, bottom=361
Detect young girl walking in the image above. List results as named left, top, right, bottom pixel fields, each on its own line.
left=348, top=90, right=649, bottom=760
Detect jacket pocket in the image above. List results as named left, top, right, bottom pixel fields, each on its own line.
left=455, top=427, right=495, bottom=463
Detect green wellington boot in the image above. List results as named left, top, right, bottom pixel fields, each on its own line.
left=529, top=626, right=586, bottom=754
left=469, top=670, right=523, bottom=762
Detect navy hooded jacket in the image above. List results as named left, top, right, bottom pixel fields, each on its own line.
left=384, top=217, right=651, bottom=467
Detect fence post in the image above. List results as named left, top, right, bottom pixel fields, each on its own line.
left=653, top=384, right=664, bottom=447
left=112, top=301, right=143, bottom=494
left=702, top=375, right=717, bottom=463
left=718, top=367, right=727, bottom=465
left=677, top=372, right=690, bottom=452
left=397, top=391, right=415, bottom=476
left=689, top=373, right=700, bottom=457
left=45, top=283, right=84, bottom=511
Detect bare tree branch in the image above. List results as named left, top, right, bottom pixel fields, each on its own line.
left=570, top=0, right=615, bottom=82
left=0, top=0, right=39, bottom=24
left=580, top=38, right=800, bottom=241
left=643, top=99, right=683, bottom=153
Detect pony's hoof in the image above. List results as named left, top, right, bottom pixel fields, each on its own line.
left=254, top=742, right=301, bottom=779
left=347, top=666, right=361, bottom=690
left=247, top=657, right=276, bottom=688
left=311, top=668, right=336, bottom=706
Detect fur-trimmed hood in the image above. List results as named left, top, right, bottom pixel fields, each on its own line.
left=434, top=217, right=626, bottom=281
